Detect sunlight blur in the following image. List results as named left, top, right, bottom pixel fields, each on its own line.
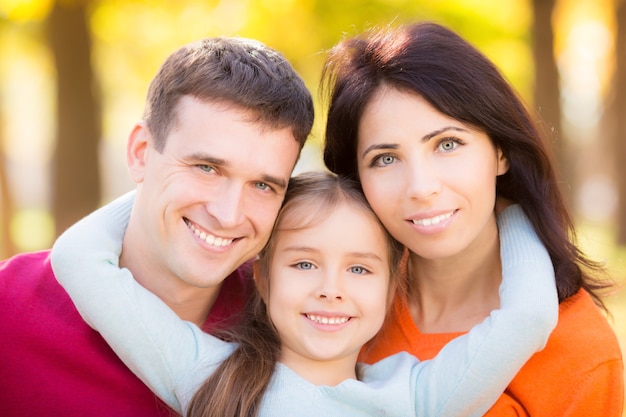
left=0, top=0, right=53, bottom=21
left=10, top=209, right=54, bottom=252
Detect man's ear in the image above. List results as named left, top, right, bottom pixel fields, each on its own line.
left=496, top=147, right=509, bottom=176
left=127, top=121, right=151, bottom=184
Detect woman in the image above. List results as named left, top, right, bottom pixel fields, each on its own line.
left=322, top=22, right=624, bottom=416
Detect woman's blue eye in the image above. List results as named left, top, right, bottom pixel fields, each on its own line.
left=380, top=155, right=395, bottom=165
left=371, top=154, right=395, bottom=168
left=439, top=139, right=458, bottom=152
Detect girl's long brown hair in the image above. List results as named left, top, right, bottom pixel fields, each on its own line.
left=186, top=171, right=404, bottom=417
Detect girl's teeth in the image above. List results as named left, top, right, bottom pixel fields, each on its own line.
left=306, top=314, right=349, bottom=324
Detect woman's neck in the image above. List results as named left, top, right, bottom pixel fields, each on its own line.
left=407, top=228, right=502, bottom=334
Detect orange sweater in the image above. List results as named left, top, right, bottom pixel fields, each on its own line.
left=361, top=289, right=624, bottom=416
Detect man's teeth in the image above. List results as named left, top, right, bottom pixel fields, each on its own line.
left=188, top=222, right=233, bottom=247
left=305, top=314, right=349, bottom=325
left=412, top=211, right=453, bottom=226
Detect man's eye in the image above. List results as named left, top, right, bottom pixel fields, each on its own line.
left=255, top=182, right=270, bottom=191
left=198, top=165, right=215, bottom=173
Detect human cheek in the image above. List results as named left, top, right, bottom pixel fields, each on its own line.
left=360, top=289, right=388, bottom=333
left=270, top=277, right=307, bottom=328
left=362, top=179, right=397, bottom=223
left=249, top=197, right=282, bottom=235
left=356, top=279, right=389, bottom=312
left=360, top=169, right=386, bottom=201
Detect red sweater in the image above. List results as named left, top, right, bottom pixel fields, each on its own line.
left=0, top=250, right=254, bottom=417
left=361, top=288, right=624, bottom=416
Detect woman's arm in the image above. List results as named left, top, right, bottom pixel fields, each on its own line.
left=50, top=192, right=232, bottom=413
left=411, top=204, right=559, bottom=417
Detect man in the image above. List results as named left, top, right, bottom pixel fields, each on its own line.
left=0, top=37, right=314, bottom=417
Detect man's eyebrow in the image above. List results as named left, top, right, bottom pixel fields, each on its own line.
left=189, top=152, right=226, bottom=166
left=261, top=174, right=288, bottom=190
left=188, top=152, right=288, bottom=189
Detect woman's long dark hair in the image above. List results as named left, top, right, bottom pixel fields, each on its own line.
left=321, top=22, right=612, bottom=308
left=186, top=171, right=404, bottom=417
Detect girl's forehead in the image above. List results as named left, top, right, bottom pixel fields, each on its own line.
left=276, top=204, right=385, bottom=248
left=279, top=199, right=377, bottom=230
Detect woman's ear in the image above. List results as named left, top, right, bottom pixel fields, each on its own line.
left=496, top=147, right=510, bottom=176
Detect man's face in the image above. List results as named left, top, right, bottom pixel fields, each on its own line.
left=126, top=96, right=301, bottom=293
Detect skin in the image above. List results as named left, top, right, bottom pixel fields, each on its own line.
left=265, top=203, right=391, bottom=386
left=357, top=87, right=509, bottom=333
left=120, top=96, right=301, bottom=326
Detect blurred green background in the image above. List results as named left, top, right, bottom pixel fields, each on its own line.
left=1, top=0, right=625, bottom=409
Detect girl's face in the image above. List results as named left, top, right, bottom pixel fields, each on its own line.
left=356, top=87, right=508, bottom=262
left=266, top=202, right=391, bottom=384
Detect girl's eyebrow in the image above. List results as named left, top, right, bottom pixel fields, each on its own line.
left=282, top=246, right=319, bottom=253
left=361, top=126, right=469, bottom=159
left=282, top=246, right=383, bottom=261
left=349, top=252, right=384, bottom=262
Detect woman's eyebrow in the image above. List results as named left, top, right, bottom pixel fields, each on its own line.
left=361, top=125, right=469, bottom=159
left=361, top=143, right=398, bottom=160
left=421, top=126, right=468, bottom=142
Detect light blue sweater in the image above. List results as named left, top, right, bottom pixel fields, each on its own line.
left=51, top=192, right=558, bottom=417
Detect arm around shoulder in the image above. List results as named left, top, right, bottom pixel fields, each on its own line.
left=412, top=204, right=558, bottom=417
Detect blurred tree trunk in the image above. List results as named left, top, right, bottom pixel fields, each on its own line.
left=0, top=67, right=15, bottom=258
left=48, top=0, right=101, bottom=236
left=0, top=149, right=16, bottom=259
left=615, top=0, right=626, bottom=244
left=531, top=0, right=573, bottom=205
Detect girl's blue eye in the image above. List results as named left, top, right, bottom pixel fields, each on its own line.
left=296, top=262, right=314, bottom=270
left=350, top=266, right=368, bottom=275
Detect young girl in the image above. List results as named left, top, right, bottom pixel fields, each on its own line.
left=51, top=171, right=557, bottom=417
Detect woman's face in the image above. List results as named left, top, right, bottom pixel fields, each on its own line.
left=356, top=87, right=509, bottom=261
